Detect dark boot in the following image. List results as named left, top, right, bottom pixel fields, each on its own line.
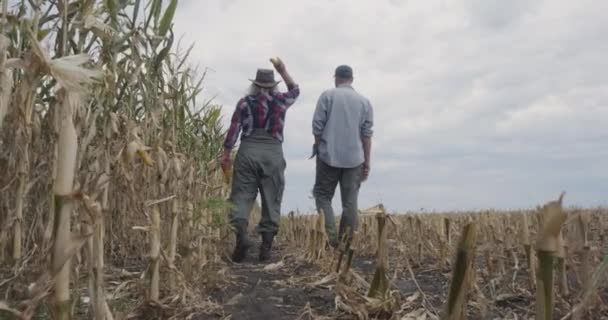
left=259, top=232, right=275, bottom=262
left=232, top=224, right=251, bottom=263
left=328, top=237, right=339, bottom=249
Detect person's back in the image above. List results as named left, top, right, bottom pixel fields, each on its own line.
left=312, top=65, right=373, bottom=247
left=314, top=84, right=372, bottom=168
left=222, top=58, right=300, bottom=263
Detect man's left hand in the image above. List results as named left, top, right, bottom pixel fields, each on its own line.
left=362, top=163, right=370, bottom=182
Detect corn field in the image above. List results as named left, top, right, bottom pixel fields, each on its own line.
left=264, top=201, right=607, bottom=320
left=0, top=0, right=231, bottom=318
left=1, top=1, right=607, bottom=320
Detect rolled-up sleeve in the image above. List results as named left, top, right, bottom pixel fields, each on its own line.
left=360, top=100, right=373, bottom=137
left=312, top=92, right=328, bottom=136
left=274, top=83, right=300, bottom=108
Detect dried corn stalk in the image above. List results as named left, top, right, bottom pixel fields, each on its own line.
left=0, top=34, right=11, bottom=130
left=149, top=204, right=161, bottom=302
left=51, top=89, right=81, bottom=319
left=569, top=250, right=608, bottom=319
left=535, top=193, right=567, bottom=320
left=82, top=195, right=112, bottom=320
left=0, top=0, right=226, bottom=318
left=521, top=212, right=536, bottom=289
left=442, top=222, right=477, bottom=320
left=573, top=213, right=592, bottom=320
left=169, top=193, right=180, bottom=291
left=368, top=206, right=390, bottom=300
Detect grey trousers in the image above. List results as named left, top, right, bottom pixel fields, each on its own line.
left=229, top=131, right=285, bottom=235
left=313, top=159, right=362, bottom=245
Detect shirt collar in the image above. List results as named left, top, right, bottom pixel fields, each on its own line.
left=337, top=83, right=353, bottom=89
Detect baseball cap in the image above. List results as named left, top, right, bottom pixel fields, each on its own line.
left=335, top=65, right=353, bottom=78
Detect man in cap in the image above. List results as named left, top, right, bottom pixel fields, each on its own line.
left=221, top=58, right=300, bottom=262
left=312, top=65, right=374, bottom=247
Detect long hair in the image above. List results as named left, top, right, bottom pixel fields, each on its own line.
left=248, top=84, right=278, bottom=96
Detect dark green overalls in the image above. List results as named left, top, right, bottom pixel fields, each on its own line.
left=229, top=129, right=286, bottom=235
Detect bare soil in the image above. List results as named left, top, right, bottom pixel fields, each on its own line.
left=193, top=241, right=336, bottom=320
left=2, top=239, right=607, bottom=319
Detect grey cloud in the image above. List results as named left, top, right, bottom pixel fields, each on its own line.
left=463, top=0, right=538, bottom=29
left=175, top=0, right=608, bottom=212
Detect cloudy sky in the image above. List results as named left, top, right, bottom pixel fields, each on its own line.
left=174, top=0, right=608, bottom=213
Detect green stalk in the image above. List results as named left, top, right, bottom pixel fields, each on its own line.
left=536, top=250, right=554, bottom=320
left=442, top=223, right=477, bottom=320
left=368, top=208, right=389, bottom=299
left=534, top=193, right=567, bottom=320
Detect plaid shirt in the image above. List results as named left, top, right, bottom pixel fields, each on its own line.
left=224, top=84, right=300, bottom=149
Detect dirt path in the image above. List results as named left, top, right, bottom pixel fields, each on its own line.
left=196, top=242, right=336, bottom=320
left=191, top=241, right=608, bottom=320
left=194, top=244, right=451, bottom=319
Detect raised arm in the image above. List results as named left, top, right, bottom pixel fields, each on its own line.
left=271, top=58, right=300, bottom=107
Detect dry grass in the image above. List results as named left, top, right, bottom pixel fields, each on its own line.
left=1, top=0, right=229, bottom=318
left=274, top=201, right=608, bottom=319
left=0, top=1, right=606, bottom=320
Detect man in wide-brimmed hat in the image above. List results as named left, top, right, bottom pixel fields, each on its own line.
left=312, top=64, right=374, bottom=247
left=221, top=58, right=300, bottom=263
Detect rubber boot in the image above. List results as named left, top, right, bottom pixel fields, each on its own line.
left=259, top=232, right=275, bottom=262
left=232, top=223, right=251, bottom=263
left=328, top=237, right=339, bottom=249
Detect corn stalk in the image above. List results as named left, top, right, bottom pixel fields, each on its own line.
left=169, top=185, right=180, bottom=292
left=82, top=195, right=112, bottom=320
left=368, top=206, right=390, bottom=299
left=51, top=89, right=80, bottom=319
left=12, top=51, right=39, bottom=263
left=566, top=250, right=608, bottom=320
left=521, top=212, right=536, bottom=290
left=0, top=34, right=11, bottom=130
left=555, top=233, right=569, bottom=296
left=535, top=193, right=567, bottom=320
left=0, top=1, right=226, bottom=317
left=416, top=217, right=423, bottom=265
left=149, top=205, right=161, bottom=302
left=442, top=222, right=478, bottom=320
left=572, top=213, right=591, bottom=320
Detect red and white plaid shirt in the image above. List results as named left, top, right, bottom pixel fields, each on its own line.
left=224, top=84, right=300, bottom=149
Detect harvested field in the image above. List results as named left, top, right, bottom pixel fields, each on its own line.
left=0, top=1, right=606, bottom=319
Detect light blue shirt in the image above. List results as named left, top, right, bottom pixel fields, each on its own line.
left=312, top=84, right=374, bottom=168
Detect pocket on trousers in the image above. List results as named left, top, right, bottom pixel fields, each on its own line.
left=273, top=156, right=286, bottom=204
left=275, top=174, right=285, bottom=204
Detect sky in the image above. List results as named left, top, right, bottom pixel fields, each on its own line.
left=173, top=0, right=608, bottom=213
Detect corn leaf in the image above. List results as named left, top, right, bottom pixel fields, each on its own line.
left=146, top=0, right=163, bottom=30
left=132, top=0, right=141, bottom=26
left=105, top=0, right=118, bottom=25
left=37, top=28, right=52, bottom=40
left=158, top=0, right=178, bottom=37
left=153, top=29, right=173, bottom=72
